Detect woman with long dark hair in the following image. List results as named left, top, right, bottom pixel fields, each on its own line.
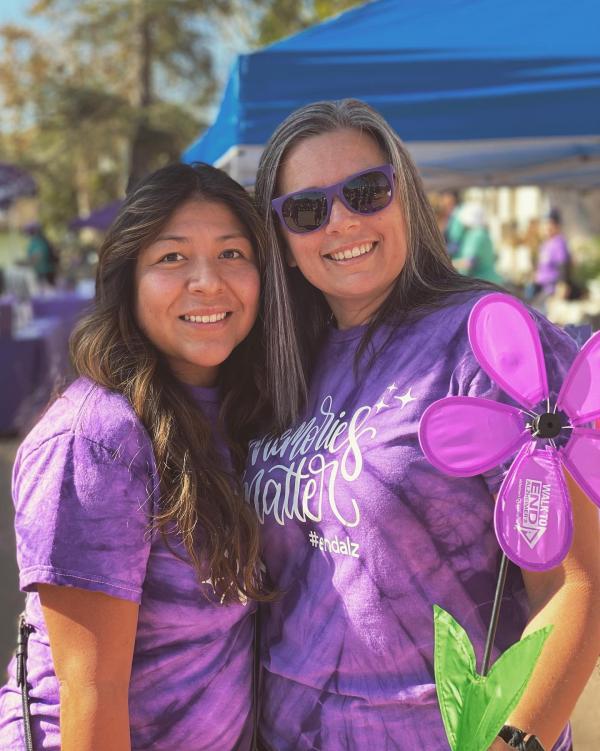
left=245, top=99, right=600, bottom=751
left=0, top=162, right=289, bottom=751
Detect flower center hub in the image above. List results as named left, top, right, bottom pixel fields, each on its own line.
left=532, top=412, right=562, bottom=439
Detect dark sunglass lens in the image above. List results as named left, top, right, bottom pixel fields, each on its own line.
left=343, top=171, right=392, bottom=214
left=282, top=192, right=328, bottom=233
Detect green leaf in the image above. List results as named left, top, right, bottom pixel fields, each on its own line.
left=462, top=625, right=553, bottom=750
left=434, top=605, right=552, bottom=751
left=433, top=604, right=477, bottom=751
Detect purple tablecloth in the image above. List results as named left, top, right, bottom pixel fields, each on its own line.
left=31, top=292, right=92, bottom=328
left=0, top=296, right=15, bottom=337
left=0, top=317, right=67, bottom=434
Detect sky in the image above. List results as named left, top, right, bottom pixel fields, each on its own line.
left=0, top=1, right=48, bottom=32
left=0, top=2, right=31, bottom=25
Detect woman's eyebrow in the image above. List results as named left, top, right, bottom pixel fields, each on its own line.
left=154, top=234, right=188, bottom=243
left=217, top=233, right=250, bottom=242
left=153, top=233, right=250, bottom=243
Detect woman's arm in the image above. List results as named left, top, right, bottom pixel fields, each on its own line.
left=495, top=469, right=600, bottom=749
left=39, top=585, right=140, bottom=751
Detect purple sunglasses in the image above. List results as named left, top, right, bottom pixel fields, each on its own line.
left=271, top=164, right=395, bottom=234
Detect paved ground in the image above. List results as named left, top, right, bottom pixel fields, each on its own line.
left=0, top=436, right=598, bottom=747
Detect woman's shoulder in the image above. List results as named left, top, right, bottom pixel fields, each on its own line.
left=403, top=289, right=489, bottom=340
left=438, top=289, right=575, bottom=343
left=19, top=377, right=153, bottom=471
left=413, top=290, right=578, bottom=376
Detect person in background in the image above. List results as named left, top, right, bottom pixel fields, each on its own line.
left=533, top=208, right=573, bottom=299
left=439, top=189, right=464, bottom=257
left=522, top=218, right=542, bottom=270
left=0, top=163, right=289, bottom=751
left=452, top=202, right=503, bottom=284
left=24, top=222, right=58, bottom=286
left=248, top=98, right=600, bottom=751
left=496, top=220, right=533, bottom=295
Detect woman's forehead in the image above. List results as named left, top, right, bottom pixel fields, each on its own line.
left=279, top=128, right=387, bottom=193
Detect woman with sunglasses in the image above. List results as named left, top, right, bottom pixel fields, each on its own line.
left=0, top=163, right=293, bottom=751
left=245, top=100, right=600, bottom=750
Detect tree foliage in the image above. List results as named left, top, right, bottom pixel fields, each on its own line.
left=258, top=0, right=364, bottom=47
left=0, top=0, right=235, bottom=229
left=0, top=0, right=366, bottom=232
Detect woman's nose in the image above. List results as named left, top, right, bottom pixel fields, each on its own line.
left=325, top=196, right=360, bottom=234
left=187, top=259, right=223, bottom=294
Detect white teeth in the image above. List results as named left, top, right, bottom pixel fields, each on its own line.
left=329, top=242, right=374, bottom=261
left=183, top=312, right=227, bottom=323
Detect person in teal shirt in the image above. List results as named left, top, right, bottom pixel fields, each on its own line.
left=25, top=222, right=57, bottom=285
left=440, top=190, right=464, bottom=257
left=452, top=203, right=503, bottom=284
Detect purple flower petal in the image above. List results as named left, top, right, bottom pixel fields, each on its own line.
left=561, top=428, right=600, bottom=508
left=468, top=294, right=549, bottom=410
left=419, top=396, right=527, bottom=477
left=495, top=444, right=572, bottom=571
left=557, top=331, right=600, bottom=425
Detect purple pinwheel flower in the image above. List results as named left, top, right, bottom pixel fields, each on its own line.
left=419, top=293, right=600, bottom=571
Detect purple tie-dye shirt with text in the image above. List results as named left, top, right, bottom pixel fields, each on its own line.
left=244, top=291, right=575, bottom=751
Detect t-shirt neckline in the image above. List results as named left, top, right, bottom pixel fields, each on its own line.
left=184, top=383, right=221, bottom=404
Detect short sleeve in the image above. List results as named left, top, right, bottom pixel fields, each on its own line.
left=451, top=308, right=579, bottom=495
left=13, top=432, right=154, bottom=603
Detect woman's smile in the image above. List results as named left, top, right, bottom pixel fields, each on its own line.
left=179, top=310, right=230, bottom=324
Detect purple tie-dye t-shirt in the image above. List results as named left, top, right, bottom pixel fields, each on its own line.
left=535, top=234, right=571, bottom=293
left=0, top=377, right=254, bottom=751
left=244, top=292, right=575, bottom=751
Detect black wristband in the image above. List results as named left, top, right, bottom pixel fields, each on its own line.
left=498, top=724, right=545, bottom=750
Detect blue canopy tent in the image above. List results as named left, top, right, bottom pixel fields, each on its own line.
left=183, top=0, right=600, bottom=188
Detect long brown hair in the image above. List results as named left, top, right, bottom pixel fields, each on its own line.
left=71, top=162, right=275, bottom=602
left=256, top=99, right=501, bottom=414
